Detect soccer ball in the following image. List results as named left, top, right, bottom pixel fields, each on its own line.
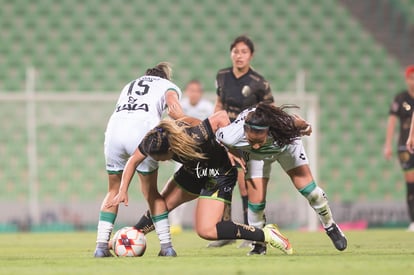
left=112, top=227, right=146, bottom=257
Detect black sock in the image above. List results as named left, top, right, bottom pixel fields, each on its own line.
left=215, top=221, right=264, bottom=242
left=241, top=195, right=248, bottom=224
left=407, top=183, right=414, bottom=222
left=133, top=210, right=155, bottom=234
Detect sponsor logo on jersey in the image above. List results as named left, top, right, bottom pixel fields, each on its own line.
left=116, top=103, right=149, bottom=112
left=195, top=162, right=220, bottom=178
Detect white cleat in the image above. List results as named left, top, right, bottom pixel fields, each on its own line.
left=263, top=224, right=293, bottom=255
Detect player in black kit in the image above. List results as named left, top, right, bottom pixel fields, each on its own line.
left=215, top=36, right=274, bottom=122
left=212, top=35, right=274, bottom=252
left=106, top=112, right=293, bottom=256
left=385, top=65, right=414, bottom=232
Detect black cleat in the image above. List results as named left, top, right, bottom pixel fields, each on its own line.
left=325, top=223, right=347, bottom=251
left=238, top=240, right=253, bottom=248
left=247, top=242, right=267, bottom=256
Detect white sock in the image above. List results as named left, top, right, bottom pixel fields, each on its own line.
left=96, top=221, right=113, bottom=243
left=306, top=187, right=334, bottom=228
left=247, top=208, right=265, bottom=229
left=153, top=215, right=172, bottom=247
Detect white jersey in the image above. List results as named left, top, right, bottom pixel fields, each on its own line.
left=104, top=76, right=182, bottom=173
left=216, top=107, right=308, bottom=178
left=216, top=107, right=286, bottom=159
left=180, top=97, right=214, bottom=120
left=110, top=76, right=181, bottom=120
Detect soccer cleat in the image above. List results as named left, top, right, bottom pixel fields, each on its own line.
left=247, top=242, right=267, bottom=255
left=158, top=247, right=177, bottom=257
left=238, top=240, right=253, bottom=248
left=94, top=242, right=113, bottom=257
left=325, top=223, right=347, bottom=251
left=206, top=239, right=236, bottom=248
left=263, top=224, right=293, bottom=255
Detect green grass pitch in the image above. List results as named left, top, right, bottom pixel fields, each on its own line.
left=0, top=229, right=413, bottom=275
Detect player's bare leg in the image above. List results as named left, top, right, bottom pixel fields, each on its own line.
left=207, top=169, right=247, bottom=248
left=404, top=171, right=414, bottom=232
left=289, top=165, right=347, bottom=251
left=237, top=169, right=253, bottom=248
left=196, top=198, right=292, bottom=255
left=139, top=172, right=177, bottom=256
left=94, top=173, right=121, bottom=257
left=245, top=177, right=268, bottom=255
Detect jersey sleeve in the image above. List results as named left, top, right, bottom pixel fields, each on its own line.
left=260, top=80, right=274, bottom=104
left=215, top=110, right=249, bottom=147
left=166, top=82, right=182, bottom=99
left=215, top=70, right=226, bottom=97
left=186, top=119, right=215, bottom=144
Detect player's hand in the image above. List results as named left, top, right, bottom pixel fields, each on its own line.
left=292, top=114, right=312, bottom=136
left=407, top=137, right=414, bottom=154
left=106, top=191, right=129, bottom=208
left=227, top=151, right=246, bottom=172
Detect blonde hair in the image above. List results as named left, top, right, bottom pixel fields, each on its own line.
left=156, top=62, right=172, bottom=80
left=145, top=62, right=173, bottom=80
left=141, top=120, right=206, bottom=160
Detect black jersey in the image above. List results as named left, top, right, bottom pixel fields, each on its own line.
left=216, top=67, right=274, bottom=121
left=173, top=119, right=233, bottom=174
left=389, top=90, right=414, bottom=146
left=139, top=119, right=233, bottom=174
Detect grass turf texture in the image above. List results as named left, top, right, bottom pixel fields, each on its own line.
left=0, top=230, right=413, bottom=275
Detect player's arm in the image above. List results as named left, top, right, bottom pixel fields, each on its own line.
left=261, top=80, right=274, bottom=105
left=106, top=147, right=146, bottom=207
left=187, top=111, right=230, bottom=145
left=165, top=89, right=185, bottom=119
left=214, top=95, right=224, bottom=112
left=178, top=116, right=202, bottom=126
left=407, top=113, right=414, bottom=153
left=384, top=114, right=397, bottom=159
left=214, top=73, right=225, bottom=112
left=208, top=110, right=230, bottom=133
left=292, top=114, right=312, bottom=136
left=226, top=149, right=246, bottom=171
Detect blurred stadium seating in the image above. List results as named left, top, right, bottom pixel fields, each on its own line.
left=0, top=0, right=412, bottom=228
left=390, top=0, right=414, bottom=25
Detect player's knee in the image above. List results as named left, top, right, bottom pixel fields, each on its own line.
left=195, top=224, right=216, bottom=240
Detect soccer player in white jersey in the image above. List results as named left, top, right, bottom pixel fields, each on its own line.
left=215, top=102, right=347, bottom=254
left=94, top=62, right=185, bottom=257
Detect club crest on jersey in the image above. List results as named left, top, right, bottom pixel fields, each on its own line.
left=403, top=101, right=411, bottom=111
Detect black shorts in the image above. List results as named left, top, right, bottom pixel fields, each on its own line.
left=173, top=166, right=237, bottom=204
left=398, top=146, right=414, bottom=171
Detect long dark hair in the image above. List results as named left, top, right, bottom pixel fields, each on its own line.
left=245, top=103, right=301, bottom=147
